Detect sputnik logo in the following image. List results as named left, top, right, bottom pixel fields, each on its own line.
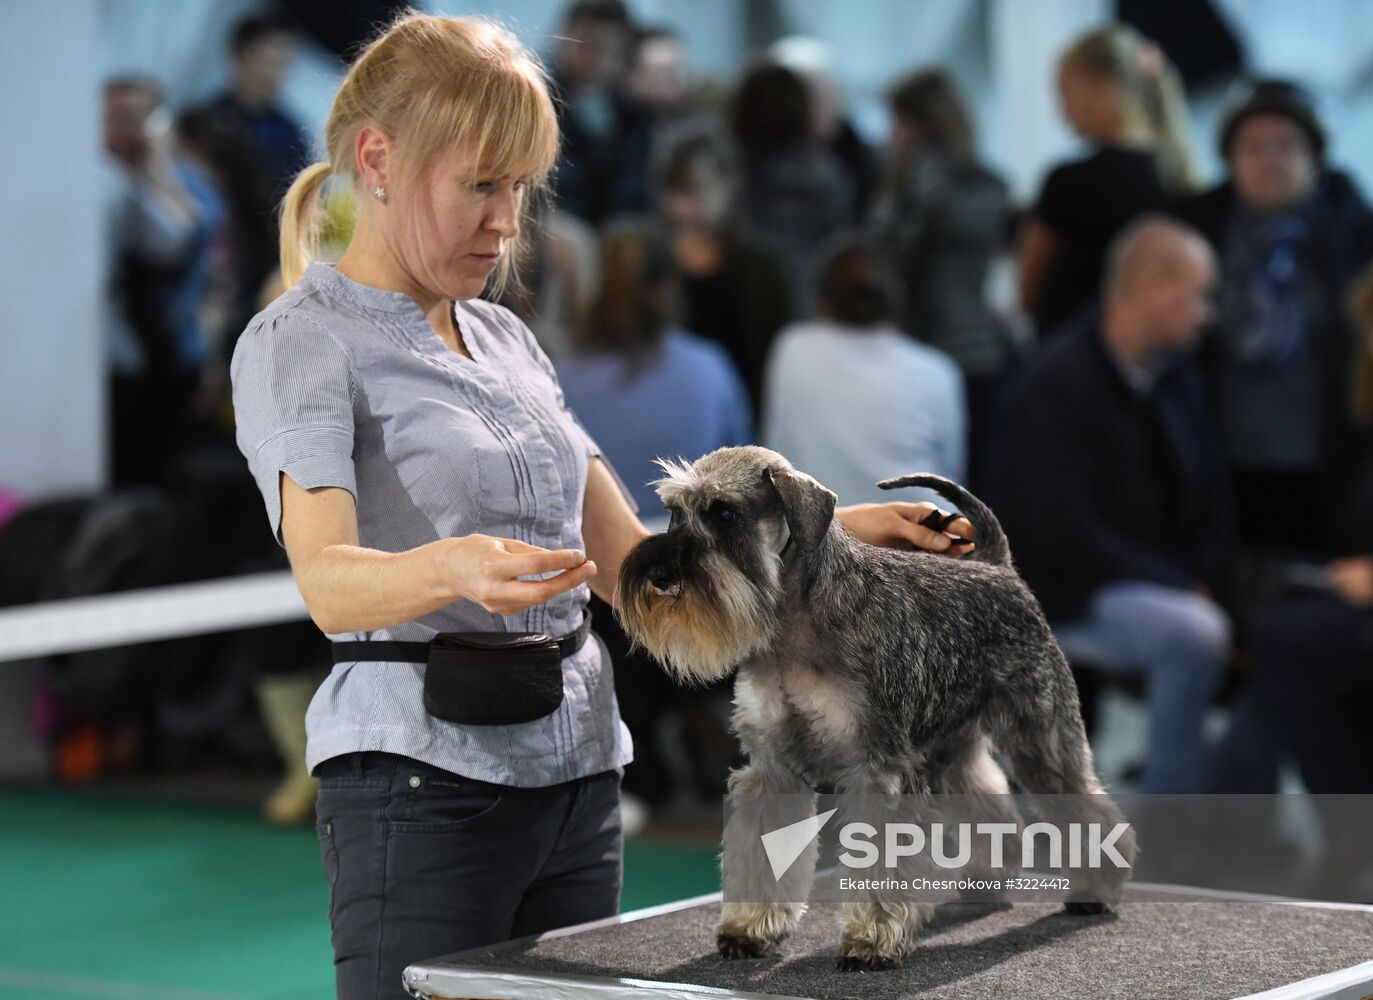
left=760, top=808, right=838, bottom=881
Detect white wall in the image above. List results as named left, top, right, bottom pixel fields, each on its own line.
left=0, top=0, right=105, bottom=500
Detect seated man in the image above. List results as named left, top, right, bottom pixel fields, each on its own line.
left=995, top=216, right=1234, bottom=793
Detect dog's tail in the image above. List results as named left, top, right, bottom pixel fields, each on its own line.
left=876, top=473, right=1012, bottom=567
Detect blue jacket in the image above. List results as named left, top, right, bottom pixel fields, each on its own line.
left=993, top=315, right=1233, bottom=622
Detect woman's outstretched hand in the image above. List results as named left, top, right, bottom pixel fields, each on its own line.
left=444, top=535, right=597, bottom=616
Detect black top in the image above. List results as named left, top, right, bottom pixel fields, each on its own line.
left=872, top=148, right=1012, bottom=376
left=1032, top=146, right=1168, bottom=338
left=678, top=230, right=793, bottom=422
left=1341, top=446, right=1373, bottom=556
left=993, top=313, right=1233, bottom=621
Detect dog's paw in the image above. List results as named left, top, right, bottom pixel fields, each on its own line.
left=835, top=934, right=907, bottom=972
left=835, top=952, right=904, bottom=972
left=1062, top=899, right=1113, bottom=916
left=717, top=932, right=781, bottom=960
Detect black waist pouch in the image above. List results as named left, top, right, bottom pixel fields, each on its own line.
left=423, top=631, right=564, bottom=726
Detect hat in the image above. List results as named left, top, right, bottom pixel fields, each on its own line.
left=1219, top=79, right=1326, bottom=160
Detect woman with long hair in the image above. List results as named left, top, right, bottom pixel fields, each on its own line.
left=872, top=68, right=1012, bottom=491
left=730, top=60, right=855, bottom=299
left=1019, top=25, right=1200, bottom=338
left=652, top=124, right=793, bottom=418
left=560, top=224, right=751, bottom=513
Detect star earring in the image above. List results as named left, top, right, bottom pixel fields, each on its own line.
left=373, top=185, right=386, bottom=201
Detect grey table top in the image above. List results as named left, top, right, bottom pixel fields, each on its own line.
left=404, top=884, right=1373, bottom=1000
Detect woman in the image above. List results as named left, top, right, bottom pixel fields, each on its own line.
left=871, top=68, right=1013, bottom=492
left=730, top=61, right=855, bottom=304
left=653, top=124, right=793, bottom=420
left=229, top=14, right=975, bottom=999
left=1019, top=26, right=1199, bottom=339
left=763, top=235, right=966, bottom=508
left=558, top=224, right=752, bottom=514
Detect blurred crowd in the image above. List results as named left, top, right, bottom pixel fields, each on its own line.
left=1, top=3, right=1370, bottom=853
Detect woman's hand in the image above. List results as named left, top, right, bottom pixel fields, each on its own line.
left=1328, top=556, right=1373, bottom=607
left=442, top=535, right=598, bottom=617
left=836, top=502, right=975, bottom=556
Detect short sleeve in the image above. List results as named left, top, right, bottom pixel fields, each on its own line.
left=229, top=310, right=358, bottom=547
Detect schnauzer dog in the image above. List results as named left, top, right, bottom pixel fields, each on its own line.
left=615, top=446, right=1134, bottom=971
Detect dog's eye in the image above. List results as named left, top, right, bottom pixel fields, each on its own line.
left=710, top=502, right=736, bottom=525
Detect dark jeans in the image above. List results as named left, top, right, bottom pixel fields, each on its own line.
left=314, top=751, right=623, bottom=1000
left=1211, top=595, right=1373, bottom=794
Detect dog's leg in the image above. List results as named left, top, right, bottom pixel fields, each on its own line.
left=717, top=758, right=816, bottom=959
left=836, top=898, right=930, bottom=972
left=989, top=651, right=1137, bottom=914
left=939, top=734, right=1022, bottom=903
left=833, top=775, right=935, bottom=971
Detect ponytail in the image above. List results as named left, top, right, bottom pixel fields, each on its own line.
left=1139, top=57, right=1200, bottom=193
left=279, top=162, right=334, bottom=287
left=1060, top=25, right=1201, bottom=194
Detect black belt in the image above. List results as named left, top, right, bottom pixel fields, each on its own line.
left=330, top=613, right=592, bottom=665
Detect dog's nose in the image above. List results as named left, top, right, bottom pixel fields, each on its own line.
left=648, top=569, right=676, bottom=591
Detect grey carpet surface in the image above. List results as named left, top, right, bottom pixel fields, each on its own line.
left=443, top=891, right=1373, bottom=1000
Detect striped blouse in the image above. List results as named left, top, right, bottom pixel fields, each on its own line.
left=230, top=261, right=635, bottom=787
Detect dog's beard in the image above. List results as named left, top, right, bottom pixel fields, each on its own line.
left=617, top=550, right=778, bottom=685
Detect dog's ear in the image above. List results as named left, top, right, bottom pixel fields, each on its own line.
left=764, top=466, right=837, bottom=551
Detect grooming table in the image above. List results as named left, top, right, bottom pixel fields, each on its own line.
left=403, top=883, right=1373, bottom=1000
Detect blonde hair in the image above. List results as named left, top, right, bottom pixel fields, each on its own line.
left=1060, top=25, right=1200, bottom=194
left=279, top=12, right=559, bottom=292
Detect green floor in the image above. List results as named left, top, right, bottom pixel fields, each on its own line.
left=0, top=787, right=720, bottom=1000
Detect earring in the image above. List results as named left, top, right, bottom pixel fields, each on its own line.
left=373, top=185, right=386, bottom=201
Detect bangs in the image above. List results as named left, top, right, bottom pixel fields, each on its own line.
left=469, top=68, right=559, bottom=180
left=399, top=42, right=558, bottom=184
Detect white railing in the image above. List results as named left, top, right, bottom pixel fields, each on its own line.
left=0, top=514, right=673, bottom=663
left=0, top=572, right=307, bottom=662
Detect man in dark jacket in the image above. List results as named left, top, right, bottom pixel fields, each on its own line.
left=996, top=217, right=1234, bottom=792
left=548, top=0, right=653, bottom=225
left=1176, top=80, right=1373, bottom=555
